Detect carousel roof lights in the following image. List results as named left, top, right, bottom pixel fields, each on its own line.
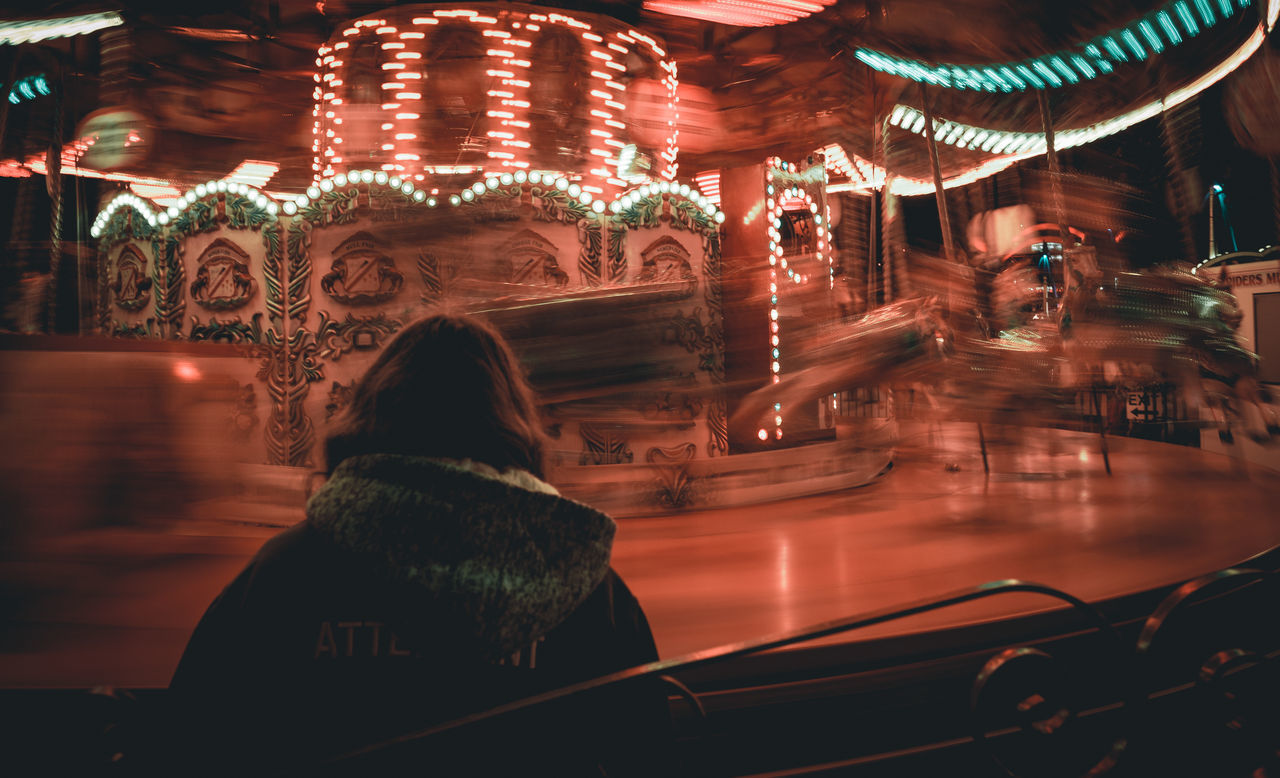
left=1176, top=1, right=1203, bottom=33
left=0, top=11, right=122, bottom=46
left=644, top=0, right=834, bottom=27
left=836, top=3, right=1272, bottom=198
left=857, top=0, right=1254, bottom=90
left=5, top=74, right=50, bottom=104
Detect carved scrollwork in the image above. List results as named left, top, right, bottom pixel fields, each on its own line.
left=645, top=443, right=698, bottom=509
left=418, top=251, right=444, bottom=301
left=110, top=318, right=157, bottom=339
left=701, top=230, right=726, bottom=386
left=641, top=391, right=702, bottom=428
left=151, top=236, right=186, bottom=337
left=606, top=221, right=628, bottom=284
left=260, top=326, right=323, bottom=467
left=315, top=311, right=402, bottom=360
left=579, top=423, right=633, bottom=466
left=577, top=218, right=603, bottom=288
left=706, top=399, right=728, bottom=457
left=189, top=312, right=264, bottom=345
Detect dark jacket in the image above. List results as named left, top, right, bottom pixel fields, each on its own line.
left=166, top=455, right=665, bottom=776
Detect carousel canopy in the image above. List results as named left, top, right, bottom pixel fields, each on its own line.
left=0, top=0, right=1273, bottom=198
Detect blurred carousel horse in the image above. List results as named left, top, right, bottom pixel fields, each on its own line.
left=1058, top=265, right=1279, bottom=443
left=729, top=297, right=952, bottom=439
left=732, top=261, right=1277, bottom=446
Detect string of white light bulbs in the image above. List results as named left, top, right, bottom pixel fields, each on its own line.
left=94, top=168, right=727, bottom=237
left=287, top=169, right=432, bottom=213
left=90, top=193, right=159, bottom=238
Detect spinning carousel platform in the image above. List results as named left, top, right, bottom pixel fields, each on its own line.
left=1, top=423, right=1278, bottom=689
left=613, top=421, right=1280, bottom=659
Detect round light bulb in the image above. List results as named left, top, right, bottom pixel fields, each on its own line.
left=334, top=173, right=348, bottom=186
left=375, top=171, right=388, bottom=185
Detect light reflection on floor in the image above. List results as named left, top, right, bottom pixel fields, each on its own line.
left=2, top=423, right=1278, bottom=687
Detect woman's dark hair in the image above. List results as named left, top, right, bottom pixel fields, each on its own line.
left=323, top=313, right=547, bottom=478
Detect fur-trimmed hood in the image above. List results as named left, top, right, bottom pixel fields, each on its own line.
left=305, top=454, right=616, bottom=656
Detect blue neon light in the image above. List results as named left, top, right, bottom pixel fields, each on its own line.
left=853, top=0, right=1254, bottom=91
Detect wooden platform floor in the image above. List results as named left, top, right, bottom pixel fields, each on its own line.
left=2, top=424, right=1278, bottom=687
left=612, top=423, right=1280, bottom=658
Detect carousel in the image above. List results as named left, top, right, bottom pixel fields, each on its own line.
left=2, top=0, right=1278, bottom=515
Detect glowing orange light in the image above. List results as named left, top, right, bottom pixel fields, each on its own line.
left=173, top=361, right=202, bottom=382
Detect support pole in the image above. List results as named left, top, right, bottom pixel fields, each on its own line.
left=45, top=71, right=64, bottom=334
left=1037, top=90, right=1070, bottom=311
left=920, top=88, right=956, bottom=263
left=1208, top=187, right=1216, bottom=259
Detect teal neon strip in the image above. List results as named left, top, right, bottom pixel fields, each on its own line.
left=1101, top=36, right=1129, bottom=61
left=966, top=68, right=996, bottom=91
left=1158, top=11, right=1183, bottom=43
left=851, top=0, right=1252, bottom=91
left=1049, top=56, right=1079, bottom=82
left=1138, top=20, right=1164, bottom=53
left=1121, top=29, right=1147, bottom=59
left=998, top=66, right=1027, bottom=89
left=1071, top=55, right=1097, bottom=79
left=983, top=67, right=1012, bottom=91
left=1194, top=0, right=1217, bottom=26
left=1175, top=1, right=1201, bottom=34
left=1032, top=60, right=1063, bottom=86
left=1015, top=64, right=1046, bottom=88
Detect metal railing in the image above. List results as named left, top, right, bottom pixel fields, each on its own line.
left=332, top=552, right=1280, bottom=777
